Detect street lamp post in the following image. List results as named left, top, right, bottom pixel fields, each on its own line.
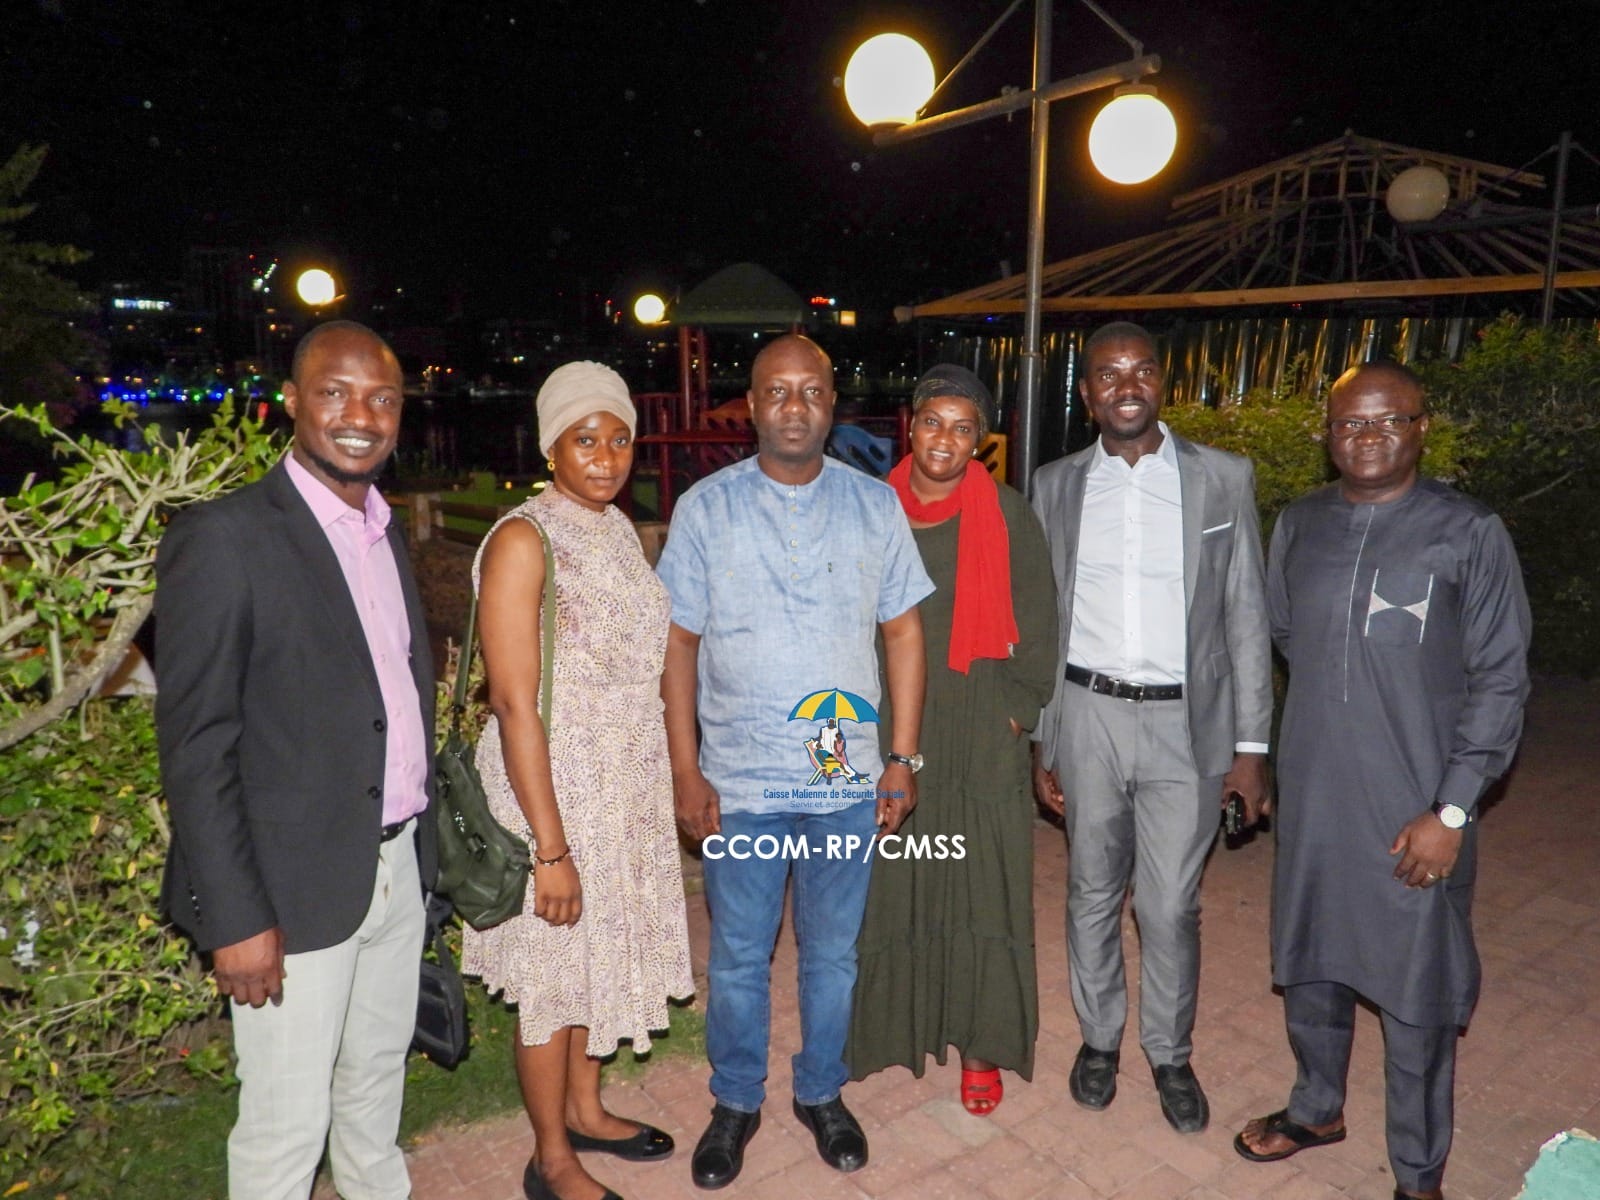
left=847, top=0, right=1175, bottom=492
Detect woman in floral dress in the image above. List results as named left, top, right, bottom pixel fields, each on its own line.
left=463, top=361, right=693, bottom=1200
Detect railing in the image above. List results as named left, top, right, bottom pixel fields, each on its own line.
left=392, top=493, right=518, bottom=548
left=392, top=492, right=670, bottom=567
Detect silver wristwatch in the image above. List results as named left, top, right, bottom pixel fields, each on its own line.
left=886, top=752, right=924, bottom=773
left=1431, top=800, right=1471, bottom=830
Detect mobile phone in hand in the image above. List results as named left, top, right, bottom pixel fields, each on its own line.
left=1223, top=792, right=1245, bottom=837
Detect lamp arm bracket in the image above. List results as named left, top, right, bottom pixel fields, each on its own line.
left=1078, top=0, right=1144, bottom=59
left=920, top=0, right=1028, bottom=118
left=874, top=53, right=1159, bottom=147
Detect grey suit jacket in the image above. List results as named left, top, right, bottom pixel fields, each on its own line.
left=156, top=460, right=437, bottom=955
left=1030, top=432, right=1272, bottom=778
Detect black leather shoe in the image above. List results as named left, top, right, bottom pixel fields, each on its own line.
left=1153, top=1062, right=1210, bottom=1134
left=566, top=1121, right=674, bottom=1160
left=1069, top=1044, right=1120, bottom=1110
left=523, top=1158, right=622, bottom=1200
left=792, top=1096, right=868, bottom=1173
left=691, top=1104, right=761, bottom=1190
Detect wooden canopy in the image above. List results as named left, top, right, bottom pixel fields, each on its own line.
left=910, top=132, right=1600, bottom=317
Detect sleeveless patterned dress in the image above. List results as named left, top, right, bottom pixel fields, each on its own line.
left=461, top=487, right=693, bottom=1055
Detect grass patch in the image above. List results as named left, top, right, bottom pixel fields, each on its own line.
left=39, top=987, right=703, bottom=1199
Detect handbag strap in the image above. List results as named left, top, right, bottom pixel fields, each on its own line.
left=423, top=892, right=457, bottom=964
left=454, top=513, right=556, bottom=737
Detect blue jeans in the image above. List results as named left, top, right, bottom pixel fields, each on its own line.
left=701, top=800, right=878, bottom=1112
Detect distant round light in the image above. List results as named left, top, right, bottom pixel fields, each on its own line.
left=296, top=268, right=337, bottom=306
left=633, top=293, right=666, bottom=325
left=1386, top=165, right=1450, bottom=223
left=1087, top=88, right=1177, bottom=185
left=844, top=33, right=935, bottom=129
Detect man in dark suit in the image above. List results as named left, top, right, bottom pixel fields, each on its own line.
left=1031, top=321, right=1272, bottom=1134
left=156, top=321, right=435, bottom=1200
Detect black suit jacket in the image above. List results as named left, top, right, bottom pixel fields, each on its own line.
left=155, top=460, right=436, bottom=955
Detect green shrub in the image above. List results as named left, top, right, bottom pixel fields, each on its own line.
left=1417, top=315, right=1600, bottom=676
left=1162, top=373, right=1466, bottom=540
left=0, top=698, right=224, bottom=1187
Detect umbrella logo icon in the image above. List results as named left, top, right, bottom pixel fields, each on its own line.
left=788, top=688, right=877, bottom=786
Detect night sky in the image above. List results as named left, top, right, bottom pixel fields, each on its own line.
left=6, top=0, right=1597, bottom=320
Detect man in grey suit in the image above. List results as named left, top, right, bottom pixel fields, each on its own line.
left=1031, top=321, right=1272, bottom=1134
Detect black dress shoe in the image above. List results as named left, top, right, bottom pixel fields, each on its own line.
left=566, top=1121, right=675, bottom=1160
left=523, top=1158, right=622, bottom=1200
left=691, top=1103, right=761, bottom=1190
left=1153, top=1062, right=1210, bottom=1134
left=1068, top=1044, right=1120, bottom=1110
left=792, top=1096, right=868, bottom=1173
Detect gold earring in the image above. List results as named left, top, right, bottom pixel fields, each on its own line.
left=546, top=458, right=556, bottom=472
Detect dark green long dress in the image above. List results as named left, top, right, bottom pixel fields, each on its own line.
left=847, top=483, right=1059, bottom=1079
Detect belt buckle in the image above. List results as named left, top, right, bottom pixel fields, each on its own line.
left=1117, top=678, right=1145, bottom=702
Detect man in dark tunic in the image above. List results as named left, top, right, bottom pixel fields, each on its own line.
left=1234, top=363, right=1531, bottom=1200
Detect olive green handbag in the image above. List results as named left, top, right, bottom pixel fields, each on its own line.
left=432, top=519, right=554, bottom=930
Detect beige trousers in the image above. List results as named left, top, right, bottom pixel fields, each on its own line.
left=227, top=824, right=423, bottom=1200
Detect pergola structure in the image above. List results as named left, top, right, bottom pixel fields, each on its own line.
left=909, top=132, right=1600, bottom=318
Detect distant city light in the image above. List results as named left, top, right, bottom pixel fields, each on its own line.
left=112, top=298, right=171, bottom=311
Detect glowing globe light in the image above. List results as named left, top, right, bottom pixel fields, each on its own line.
left=845, top=33, right=935, bottom=129
left=1386, top=165, right=1451, bottom=223
left=633, top=293, right=667, bottom=325
left=1087, top=87, right=1177, bottom=184
left=296, top=268, right=337, bottom=307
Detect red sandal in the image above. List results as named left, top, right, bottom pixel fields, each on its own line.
left=960, top=1066, right=1003, bottom=1116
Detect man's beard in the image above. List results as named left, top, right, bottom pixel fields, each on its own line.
left=306, top=448, right=390, bottom=487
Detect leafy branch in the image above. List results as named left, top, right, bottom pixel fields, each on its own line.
left=0, top=400, right=282, bottom=749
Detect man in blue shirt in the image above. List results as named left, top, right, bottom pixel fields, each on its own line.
left=659, top=334, right=933, bottom=1190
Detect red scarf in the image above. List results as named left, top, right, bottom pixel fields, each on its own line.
left=889, top=456, right=1019, bottom=674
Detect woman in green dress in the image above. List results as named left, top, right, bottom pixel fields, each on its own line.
left=847, top=364, right=1058, bottom=1116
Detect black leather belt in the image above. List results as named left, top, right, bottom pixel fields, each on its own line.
left=379, top=820, right=411, bottom=842
left=1064, top=663, right=1183, bottom=703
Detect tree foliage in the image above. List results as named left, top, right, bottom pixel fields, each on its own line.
left=0, top=699, right=229, bottom=1188
left=1418, top=315, right=1600, bottom=675
left=0, top=402, right=282, bottom=750
left=0, top=404, right=281, bottom=1179
left=1162, top=364, right=1466, bottom=540
left=0, top=144, right=94, bottom=410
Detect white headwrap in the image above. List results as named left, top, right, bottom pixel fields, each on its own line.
left=536, top=361, right=637, bottom=456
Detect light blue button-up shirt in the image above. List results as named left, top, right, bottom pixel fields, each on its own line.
left=657, top=457, right=934, bottom=815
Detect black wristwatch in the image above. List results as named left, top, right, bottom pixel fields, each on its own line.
left=886, top=751, right=924, bottom=773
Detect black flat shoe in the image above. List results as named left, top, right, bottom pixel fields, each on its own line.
left=1069, top=1044, right=1120, bottom=1110
left=566, top=1121, right=674, bottom=1161
left=1153, top=1062, right=1210, bottom=1134
left=691, top=1103, right=761, bottom=1190
left=792, top=1096, right=868, bottom=1173
left=523, top=1158, right=623, bottom=1200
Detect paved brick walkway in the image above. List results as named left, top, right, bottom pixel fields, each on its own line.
left=344, top=678, right=1600, bottom=1200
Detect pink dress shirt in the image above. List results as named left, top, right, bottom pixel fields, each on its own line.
left=284, top=453, right=429, bottom=826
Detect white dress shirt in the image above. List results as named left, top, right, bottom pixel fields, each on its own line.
left=1067, top=423, right=1267, bottom=755
left=1069, top=423, right=1186, bottom=686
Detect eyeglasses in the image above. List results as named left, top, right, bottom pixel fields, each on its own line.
left=1327, top=414, right=1425, bottom=439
